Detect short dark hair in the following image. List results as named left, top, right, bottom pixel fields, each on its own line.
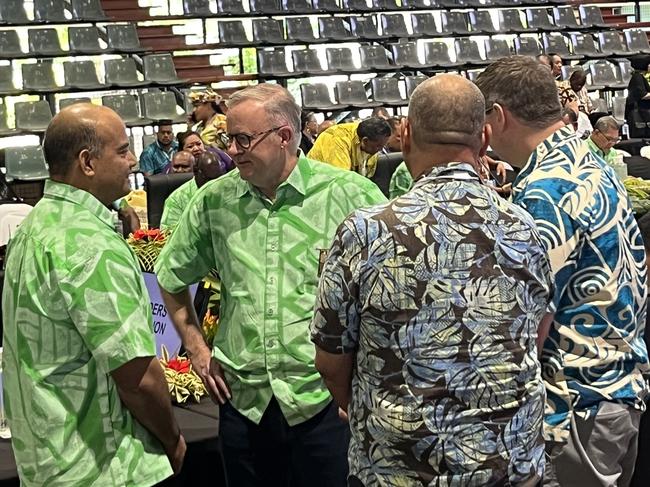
left=43, top=117, right=103, bottom=177
left=569, top=69, right=587, bottom=86
left=357, top=118, right=391, bottom=141
left=475, top=55, right=562, bottom=129
left=157, top=120, right=173, bottom=128
left=386, top=116, right=404, bottom=132
left=300, top=111, right=315, bottom=130
left=177, top=130, right=203, bottom=149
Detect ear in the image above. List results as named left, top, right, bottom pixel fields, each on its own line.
left=77, top=149, right=96, bottom=177
left=400, top=119, right=411, bottom=155
left=479, top=123, right=491, bottom=159
left=278, top=126, right=292, bottom=147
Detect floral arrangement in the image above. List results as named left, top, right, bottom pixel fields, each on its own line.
left=159, top=346, right=207, bottom=404
left=127, top=228, right=167, bottom=273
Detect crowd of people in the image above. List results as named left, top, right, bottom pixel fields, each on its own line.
left=2, top=53, right=649, bottom=487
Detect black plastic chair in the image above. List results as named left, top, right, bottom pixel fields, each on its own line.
left=0, top=104, right=15, bottom=135
left=380, top=14, right=410, bottom=38
left=145, top=173, right=195, bottom=229
left=411, top=13, right=438, bottom=37
left=282, top=0, right=312, bottom=13
left=71, top=0, right=107, bottom=20
left=292, top=49, right=329, bottom=74
left=526, top=8, right=554, bottom=31
left=405, top=75, right=427, bottom=97
left=104, top=58, right=148, bottom=88
left=250, top=0, right=282, bottom=13
left=553, top=6, right=579, bottom=29
left=143, top=91, right=185, bottom=122
left=342, top=0, right=372, bottom=11
left=286, top=18, right=317, bottom=43
left=68, top=26, right=107, bottom=54
left=543, top=34, right=579, bottom=60
left=5, top=147, right=49, bottom=182
left=597, top=31, right=630, bottom=57
left=326, top=47, right=359, bottom=72
left=22, top=62, right=63, bottom=92
left=360, top=45, right=393, bottom=70
left=102, top=94, right=150, bottom=126
left=455, top=38, right=485, bottom=65
left=34, top=0, right=68, bottom=22
left=144, top=54, right=185, bottom=85
left=350, top=16, right=381, bottom=40
left=28, top=28, right=67, bottom=56
left=391, top=42, right=422, bottom=69
left=63, top=60, right=104, bottom=89
left=499, top=9, right=529, bottom=33
left=335, top=80, right=377, bottom=108
left=0, top=0, right=29, bottom=24
left=625, top=29, right=650, bottom=55
left=59, top=97, right=91, bottom=110
left=373, top=0, right=399, bottom=9
left=440, top=0, right=480, bottom=7
left=218, top=0, right=247, bottom=14
left=579, top=5, right=608, bottom=29
left=15, top=101, right=53, bottom=132
left=441, top=11, right=470, bottom=35
left=402, top=0, right=427, bottom=8
left=514, top=36, right=542, bottom=57
left=318, top=17, right=354, bottom=41
left=257, top=49, right=292, bottom=76
left=184, top=0, right=213, bottom=15
left=0, top=66, right=20, bottom=96
left=371, top=78, right=405, bottom=106
left=589, top=62, right=626, bottom=90
left=313, top=0, right=341, bottom=11
left=219, top=21, right=250, bottom=46
left=253, top=19, right=286, bottom=45
left=107, top=24, right=143, bottom=53
left=423, top=41, right=459, bottom=68
left=0, top=31, right=24, bottom=58
left=570, top=33, right=605, bottom=58
left=469, top=10, right=497, bottom=34
left=484, top=38, right=512, bottom=60
left=300, top=83, right=339, bottom=111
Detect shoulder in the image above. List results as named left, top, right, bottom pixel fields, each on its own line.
left=306, top=157, right=384, bottom=194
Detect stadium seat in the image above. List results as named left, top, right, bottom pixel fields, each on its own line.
left=282, top=0, right=312, bottom=13
left=318, top=17, right=354, bottom=41
left=499, top=9, right=529, bottom=33
left=579, top=5, right=608, bottom=28
left=105, top=58, right=148, bottom=88
left=63, top=60, right=104, bottom=89
left=22, top=62, right=63, bottom=92
left=102, top=94, right=150, bottom=126
left=0, top=31, right=24, bottom=58
left=597, top=31, right=630, bottom=57
left=326, top=47, right=360, bottom=72
left=469, top=10, right=498, bottom=34
left=217, top=0, right=247, bottom=14
left=143, top=54, right=185, bottom=85
left=286, top=17, right=317, bottom=43
left=455, top=38, right=486, bottom=65
left=71, top=0, right=107, bottom=20
left=423, top=41, right=459, bottom=68
left=34, top=0, right=68, bottom=23
left=15, top=101, right=53, bottom=132
left=526, top=8, right=554, bottom=31
left=0, top=0, right=29, bottom=24
left=380, top=13, right=410, bottom=38
left=292, top=49, right=329, bottom=74
left=143, top=91, right=185, bottom=122
left=28, top=28, right=66, bottom=56
left=411, top=13, right=439, bottom=37
left=371, top=77, right=405, bottom=106
left=553, top=6, right=579, bottom=29
left=0, top=66, right=20, bottom=96
left=184, top=0, right=213, bottom=15
left=350, top=16, right=381, bottom=40
left=391, top=42, right=423, bottom=69
left=257, top=49, right=292, bottom=76
left=218, top=20, right=250, bottom=46
left=485, top=38, right=512, bottom=60
left=359, top=45, right=393, bottom=71
left=69, top=26, right=107, bottom=54
left=107, top=24, right=143, bottom=53
left=253, top=19, right=286, bottom=45
left=625, top=30, right=650, bottom=55
left=250, top=0, right=282, bottom=13
left=300, top=83, right=339, bottom=111
left=5, top=147, right=49, bottom=182
left=441, top=11, right=470, bottom=35
left=335, top=80, right=378, bottom=108
left=405, top=75, right=428, bottom=97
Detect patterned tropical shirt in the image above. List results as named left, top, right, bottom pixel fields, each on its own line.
left=311, top=162, right=553, bottom=486
left=139, top=140, right=178, bottom=175
left=308, top=122, right=380, bottom=177
left=512, top=126, right=649, bottom=443
left=2, top=180, right=172, bottom=486
left=155, top=155, right=386, bottom=425
left=160, top=177, right=197, bottom=230
left=388, top=161, right=413, bottom=198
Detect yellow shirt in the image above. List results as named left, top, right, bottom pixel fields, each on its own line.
left=197, top=114, right=228, bottom=150
left=307, top=122, right=378, bottom=177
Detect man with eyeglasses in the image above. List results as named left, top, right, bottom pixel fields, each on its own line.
left=477, top=55, right=648, bottom=487
left=587, top=115, right=624, bottom=166
left=155, top=83, right=386, bottom=487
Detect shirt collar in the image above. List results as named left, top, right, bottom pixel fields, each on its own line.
left=44, top=179, right=115, bottom=227
left=235, top=153, right=310, bottom=199
left=156, top=140, right=178, bottom=152
left=586, top=137, right=606, bottom=158
left=514, top=125, right=575, bottom=189
left=412, top=162, right=480, bottom=189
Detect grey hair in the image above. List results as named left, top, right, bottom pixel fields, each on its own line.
left=227, top=84, right=301, bottom=152
left=475, top=55, right=562, bottom=129
left=408, top=74, right=485, bottom=150
left=594, top=115, right=620, bottom=133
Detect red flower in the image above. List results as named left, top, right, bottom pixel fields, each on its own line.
left=132, top=229, right=147, bottom=240
left=167, top=358, right=191, bottom=374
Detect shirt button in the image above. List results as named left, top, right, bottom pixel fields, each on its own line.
left=269, top=277, right=275, bottom=285
left=270, top=242, right=278, bottom=251
left=267, top=308, right=274, bottom=316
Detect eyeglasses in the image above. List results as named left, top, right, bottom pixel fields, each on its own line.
left=598, top=131, right=622, bottom=144
left=221, top=126, right=286, bottom=150
left=485, top=105, right=495, bottom=115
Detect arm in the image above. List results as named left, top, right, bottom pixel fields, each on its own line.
left=160, top=287, right=231, bottom=404
left=139, top=148, right=154, bottom=176
left=314, top=349, right=354, bottom=413
left=112, top=357, right=186, bottom=474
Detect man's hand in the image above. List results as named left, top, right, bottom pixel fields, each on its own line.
left=166, top=434, right=187, bottom=475
left=189, top=344, right=231, bottom=404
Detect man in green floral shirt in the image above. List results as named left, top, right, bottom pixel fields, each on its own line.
left=2, top=104, right=185, bottom=486
left=155, top=84, right=386, bottom=487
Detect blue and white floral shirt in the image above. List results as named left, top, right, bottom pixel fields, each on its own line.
left=512, top=125, right=649, bottom=443
left=312, top=162, right=553, bottom=486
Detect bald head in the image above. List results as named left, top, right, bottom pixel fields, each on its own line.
left=44, top=103, right=122, bottom=177
left=408, top=74, right=485, bottom=150
left=171, top=150, right=194, bottom=174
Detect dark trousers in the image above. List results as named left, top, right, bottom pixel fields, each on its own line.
left=219, top=397, right=350, bottom=487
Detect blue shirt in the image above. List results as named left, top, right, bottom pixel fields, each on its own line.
left=512, top=126, right=649, bottom=443
left=139, top=140, right=178, bottom=175
left=312, top=162, right=553, bottom=485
